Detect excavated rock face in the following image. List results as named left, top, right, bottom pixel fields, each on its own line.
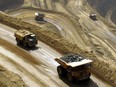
left=0, top=0, right=24, bottom=11
left=88, top=0, right=116, bottom=24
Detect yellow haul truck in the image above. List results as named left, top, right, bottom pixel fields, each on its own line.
left=55, top=54, right=92, bottom=82
left=14, top=30, right=38, bottom=47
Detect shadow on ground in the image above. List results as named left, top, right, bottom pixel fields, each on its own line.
left=59, top=76, right=98, bottom=87
left=17, top=44, right=40, bottom=51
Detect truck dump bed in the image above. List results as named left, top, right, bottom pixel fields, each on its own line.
left=55, top=54, right=92, bottom=68
left=14, top=30, right=33, bottom=40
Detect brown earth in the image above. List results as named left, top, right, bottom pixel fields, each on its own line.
left=87, top=0, right=116, bottom=25
left=0, top=11, right=116, bottom=86
left=0, top=0, right=115, bottom=86
left=0, top=65, right=26, bottom=87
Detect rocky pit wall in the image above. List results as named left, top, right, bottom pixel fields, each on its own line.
left=0, top=0, right=24, bottom=11
left=0, top=11, right=116, bottom=86
left=85, top=0, right=116, bottom=28
left=87, top=0, right=116, bottom=25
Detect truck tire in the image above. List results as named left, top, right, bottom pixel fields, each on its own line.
left=87, top=73, right=91, bottom=79
left=67, top=72, right=75, bottom=82
left=23, top=42, right=27, bottom=47
left=57, top=66, right=66, bottom=77
left=16, top=38, right=20, bottom=45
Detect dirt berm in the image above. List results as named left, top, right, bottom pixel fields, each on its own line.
left=0, top=11, right=115, bottom=86
left=0, top=65, right=26, bottom=87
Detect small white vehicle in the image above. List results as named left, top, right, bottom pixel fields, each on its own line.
left=35, top=12, right=45, bottom=22
left=90, top=14, right=97, bottom=20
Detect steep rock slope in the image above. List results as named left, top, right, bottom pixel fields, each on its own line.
left=88, top=0, right=116, bottom=24
left=0, top=0, right=24, bottom=11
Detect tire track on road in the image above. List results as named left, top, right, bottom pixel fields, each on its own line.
left=0, top=38, right=66, bottom=87
left=0, top=53, right=45, bottom=87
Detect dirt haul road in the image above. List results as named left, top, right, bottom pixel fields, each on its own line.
left=0, top=19, right=111, bottom=87
left=66, top=0, right=116, bottom=61
left=0, top=24, right=66, bottom=87
left=9, top=9, right=87, bottom=50
left=1, top=0, right=113, bottom=87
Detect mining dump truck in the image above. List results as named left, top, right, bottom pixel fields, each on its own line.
left=14, top=30, right=38, bottom=47
left=89, top=14, right=97, bottom=20
left=35, top=12, right=46, bottom=23
left=55, top=54, right=92, bottom=82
